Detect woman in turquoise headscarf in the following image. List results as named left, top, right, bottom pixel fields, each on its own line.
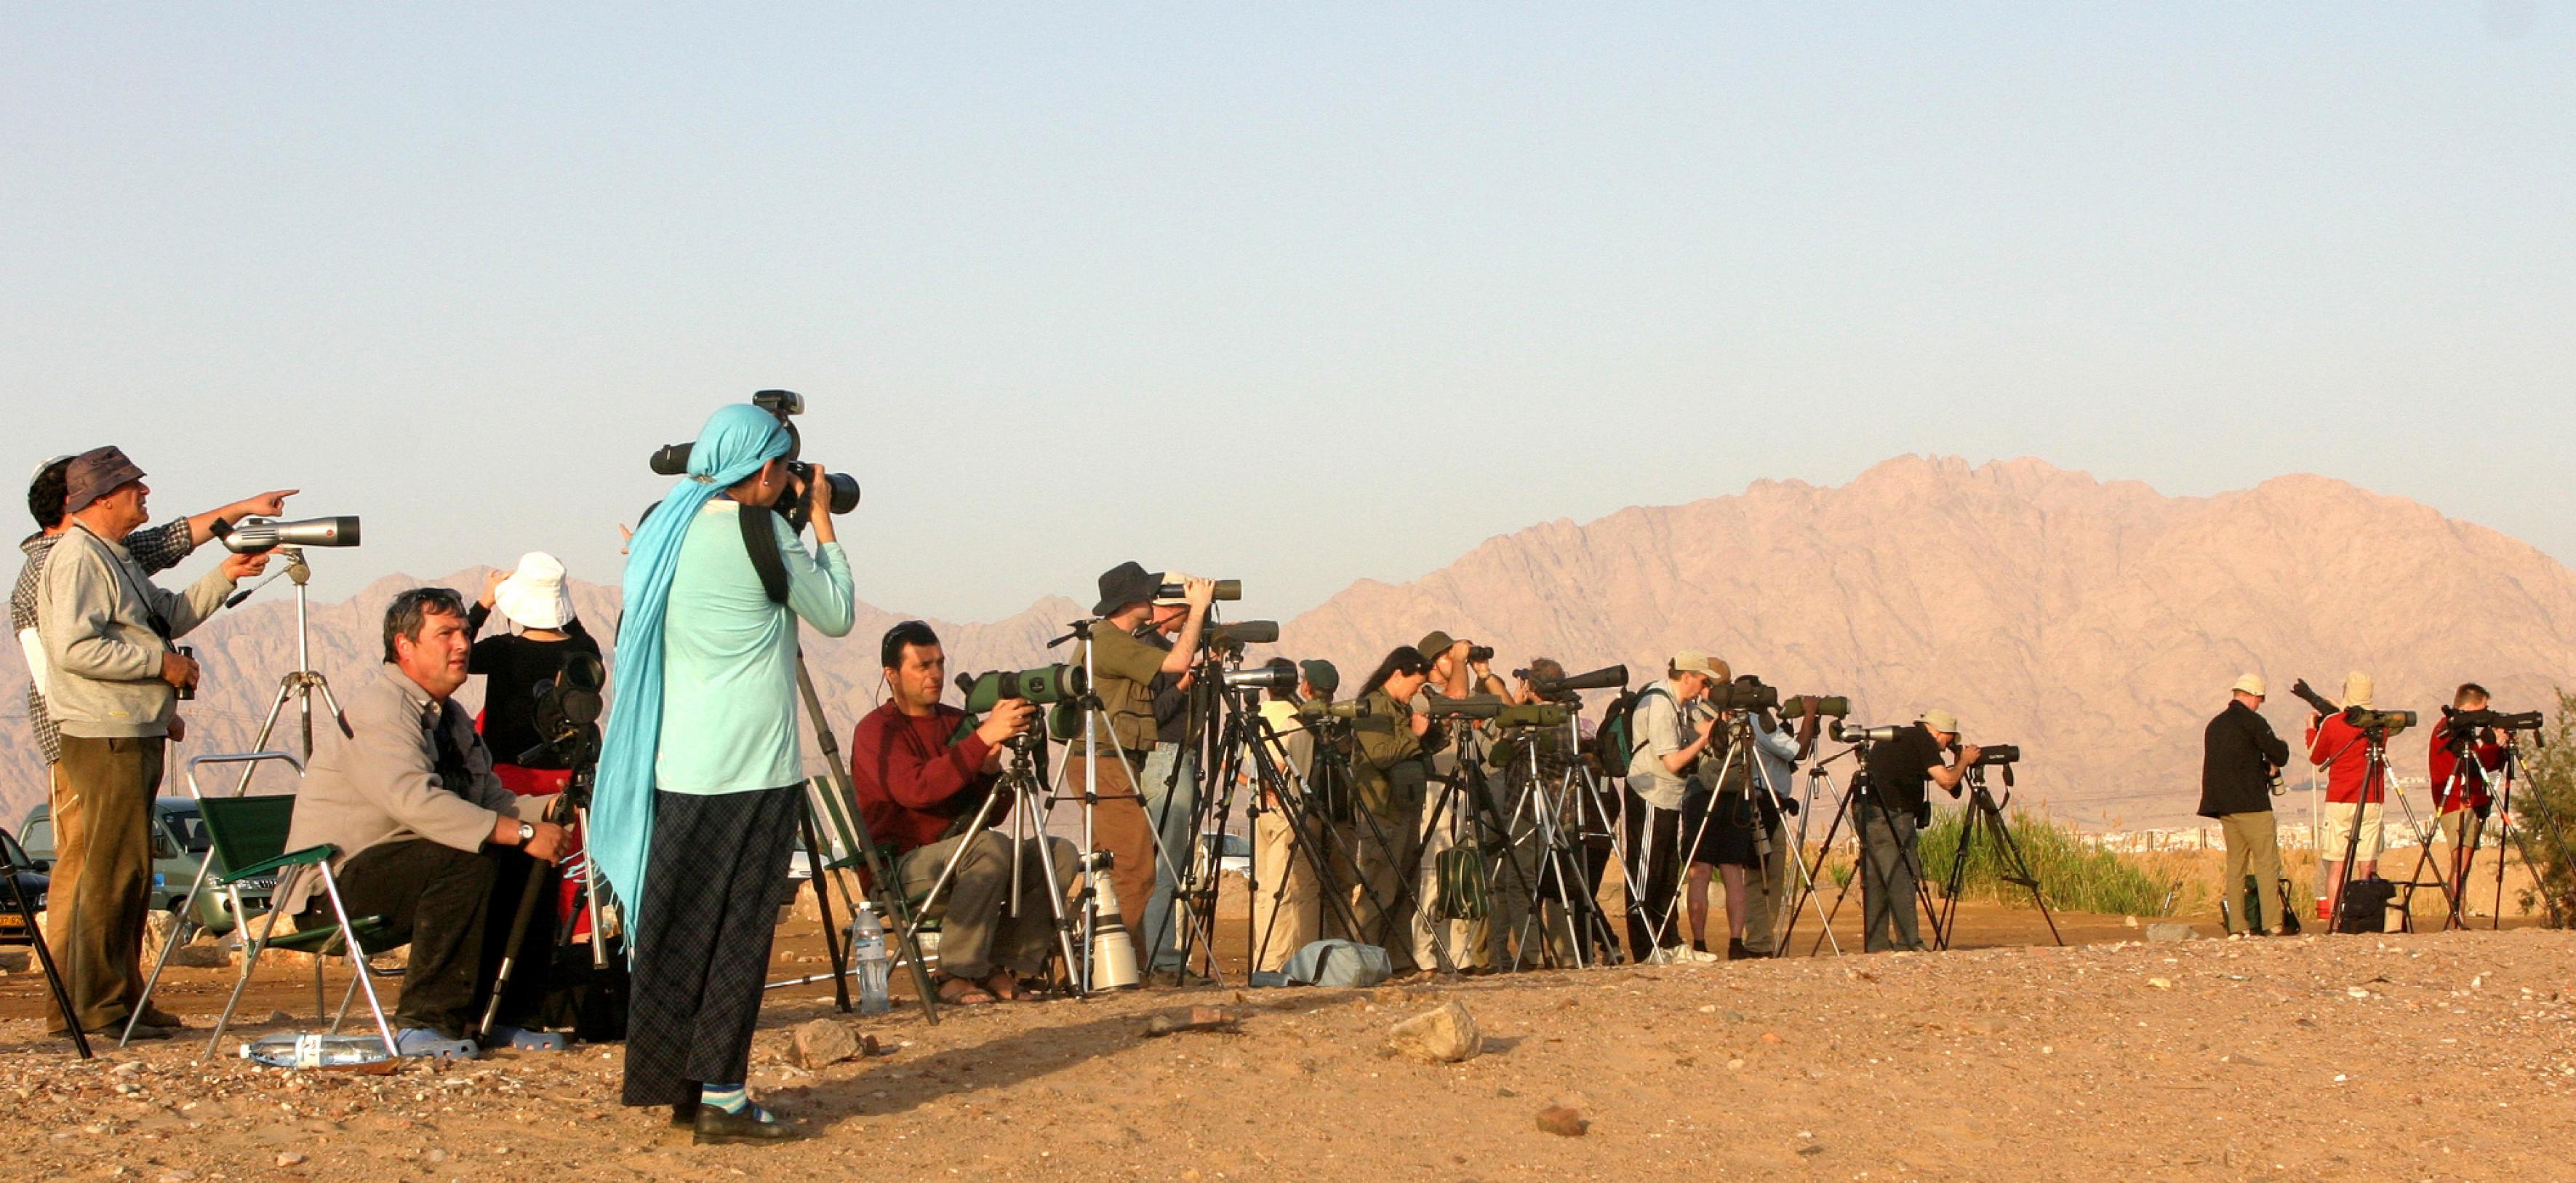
left=591, top=402, right=855, bottom=1144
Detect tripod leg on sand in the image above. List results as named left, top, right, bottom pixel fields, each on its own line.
left=1, top=838, right=89, bottom=1059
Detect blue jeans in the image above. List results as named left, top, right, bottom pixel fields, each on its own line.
left=1137, top=745, right=1199, bottom=971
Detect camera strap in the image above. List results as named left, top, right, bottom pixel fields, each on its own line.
left=736, top=503, right=793, bottom=608
left=77, top=525, right=175, bottom=645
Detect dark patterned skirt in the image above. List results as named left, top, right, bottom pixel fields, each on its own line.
left=620, top=784, right=803, bottom=1108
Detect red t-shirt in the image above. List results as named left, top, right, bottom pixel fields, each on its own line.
left=2305, top=713, right=2385, bottom=804
left=2427, top=722, right=2504, bottom=813
left=850, top=700, right=1001, bottom=856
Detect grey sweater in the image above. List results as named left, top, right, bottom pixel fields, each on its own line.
left=38, top=521, right=233, bottom=739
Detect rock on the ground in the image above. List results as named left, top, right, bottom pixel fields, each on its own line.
left=1387, top=1000, right=1482, bottom=1064
left=0, top=948, right=28, bottom=973
left=791, top=1019, right=861, bottom=1069
left=167, top=944, right=234, bottom=969
left=1536, top=1105, right=1590, bottom=1136
left=2144, top=923, right=2200, bottom=943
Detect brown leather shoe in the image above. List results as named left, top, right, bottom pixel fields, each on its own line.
left=692, top=1106, right=804, bottom=1145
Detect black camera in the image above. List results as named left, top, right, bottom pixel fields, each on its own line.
left=2447, top=706, right=2544, bottom=733
left=1708, top=680, right=1780, bottom=712
left=520, top=653, right=608, bottom=773
left=649, top=390, right=860, bottom=530
left=959, top=664, right=1088, bottom=714
left=1465, top=644, right=1495, bottom=664
left=1780, top=695, right=1851, bottom=720
left=172, top=644, right=196, bottom=701
left=1972, top=744, right=2021, bottom=767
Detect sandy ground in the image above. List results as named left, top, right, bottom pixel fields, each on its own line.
left=5, top=890, right=2573, bottom=1182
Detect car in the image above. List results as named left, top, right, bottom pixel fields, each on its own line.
left=1198, top=831, right=1253, bottom=880
left=18, top=797, right=273, bottom=936
left=0, top=829, right=46, bottom=945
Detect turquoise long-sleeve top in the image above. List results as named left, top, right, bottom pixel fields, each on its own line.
left=655, top=499, right=855, bottom=794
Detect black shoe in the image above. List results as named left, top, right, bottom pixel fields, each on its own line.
left=1726, top=939, right=1752, bottom=960
left=694, top=1105, right=804, bottom=1145
left=669, top=1101, right=699, bottom=1128
left=108, top=1023, right=172, bottom=1041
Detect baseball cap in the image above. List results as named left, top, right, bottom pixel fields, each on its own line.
left=2231, top=673, right=2268, bottom=698
left=1670, top=651, right=1730, bottom=682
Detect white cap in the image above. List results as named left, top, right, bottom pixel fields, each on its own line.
left=2231, top=673, right=2268, bottom=698
left=493, top=552, right=575, bottom=631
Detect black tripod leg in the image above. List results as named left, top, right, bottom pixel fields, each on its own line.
left=797, top=802, right=853, bottom=1014
left=4, top=868, right=88, bottom=1059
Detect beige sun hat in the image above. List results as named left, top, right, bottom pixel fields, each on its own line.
left=2342, top=672, right=2374, bottom=709
left=2231, top=673, right=2268, bottom=698
left=1920, top=708, right=1961, bottom=736
left=494, top=552, right=575, bottom=630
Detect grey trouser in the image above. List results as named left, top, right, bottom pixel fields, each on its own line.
left=2217, top=811, right=2287, bottom=935
left=1740, top=810, right=1792, bottom=955
left=1857, top=801, right=1924, bottom=953
left=897, top=831, right=1076, bottom=981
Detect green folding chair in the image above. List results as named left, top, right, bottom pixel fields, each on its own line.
left=197, top=794, right=401, bottom=1061
left=801, top=776, right=942, bottom=971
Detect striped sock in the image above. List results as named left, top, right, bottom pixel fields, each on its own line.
left=699, top=1084, right=776, bottom=1123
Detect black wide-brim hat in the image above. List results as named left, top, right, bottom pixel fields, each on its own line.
left=1092, top=560, right=1160, bottom=617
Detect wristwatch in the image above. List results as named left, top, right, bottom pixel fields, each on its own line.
left=516, top=821, right=537, bottom=845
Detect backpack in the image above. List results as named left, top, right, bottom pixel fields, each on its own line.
left=1597, top=685, right=1672, bottom=776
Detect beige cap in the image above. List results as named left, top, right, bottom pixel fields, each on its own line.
left=1920, top=708, right=1961, bottom=736
left=1671, top=651, right=1731, bottom=682
left=2231, top=673, right=2268, bottom=698
left=2343, top=672, right=2374, bottom=709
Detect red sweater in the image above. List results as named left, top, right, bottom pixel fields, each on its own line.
left=2304, top=713, right=2385, bottom=804
left=2427, top=722, right=2504, bottom=813
left=850, top=701, right=1003, bottom=856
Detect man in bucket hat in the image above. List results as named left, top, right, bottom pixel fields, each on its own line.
left=1060, top=562, right=1214, bottom=955
left=35, top=446, right=272, bottom=1039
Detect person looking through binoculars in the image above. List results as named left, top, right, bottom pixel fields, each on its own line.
left=284, top=588, right=569, bottom=1059
left=1623, top=652, right=1728, bottom=963
left=1137, top=573, right=1221, bottom=979
left=1065, top=562, right=1214, bottom=951
left=2429, top=682, right=2507, bottom=924
left=1857, top=709, right=1978, bottom=954
left=851, top=621, right=1076, bottom=1005
left=29, top=446, right=279, bottom=1040
left=593, top=403, right=856, bottom=1144
left=1247, top=658, right=1342, bottom=973
left=1349, top=646, right=1446, bottom=973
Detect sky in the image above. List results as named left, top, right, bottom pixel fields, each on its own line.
left=5, top=4, right=2571, bottom=623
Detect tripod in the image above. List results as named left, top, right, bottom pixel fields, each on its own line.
left=2400, top=730, right=2500, bottom=932
left=1217, top=695, right=1408, bottom=977
left=1784, top=742, right=1945, bottom=956
left=1490, top=715, right=1621, bottom=970
left=2, top=823, right=89, bottom=1058
left=874, top=733, right=1085, bottom=998
left=2320, top=725, right=2423, bottom=934
left=1931, top=765, right=2063, bottom=949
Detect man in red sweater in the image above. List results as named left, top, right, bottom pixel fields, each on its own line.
left=2305, top=672, right=2388, bottom=927
left=2429, top=682, right=2507, bottom=925
left=850, top=621, right=1074, bottom=1005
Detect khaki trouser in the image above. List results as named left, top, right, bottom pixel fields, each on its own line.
left=1417, top=784, right=1484, bottom=970
left=897, top=830, right=1077, bottom=981
left=1249, top=809, right=1321, bottom=973
left=1740, top=812, right=1792, bottom=955
left=1078, top=753, right=1155, bottom=941
left=2217, top=811, right=2290, bottom=934
left=1351, top=800, right=1426, bottom=972
left=49, top=736, right=164, bottom=1033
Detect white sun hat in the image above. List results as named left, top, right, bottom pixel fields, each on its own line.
left=494, top=552, right=575, bottom=630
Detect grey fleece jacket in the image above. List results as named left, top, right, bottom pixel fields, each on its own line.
left=38, top=521, right=234, bottom=739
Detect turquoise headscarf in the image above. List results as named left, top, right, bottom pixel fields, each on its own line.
left=589, top=404, right=791, bottom=944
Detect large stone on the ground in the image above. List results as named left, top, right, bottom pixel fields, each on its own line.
left=1387, top=1000, right=1483, bottom=1064
left=2144, top=923, right=2201, bottom=943
left=791, top=1019, right=862, bottom=1069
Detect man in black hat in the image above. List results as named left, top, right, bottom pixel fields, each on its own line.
left=34, top=446, right=270, bottom=1039
left=1061, top=562, right=1212, bottom=951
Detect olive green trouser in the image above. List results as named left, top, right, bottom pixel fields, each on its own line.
left=48, top=736, right=164, bottom=1033
left=2219, top=811, right=2292, bottom=935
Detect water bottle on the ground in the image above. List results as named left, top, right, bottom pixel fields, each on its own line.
left=850, top=904, right=892, bottom=1014
left=240, top=1032, right=393, bottom=1069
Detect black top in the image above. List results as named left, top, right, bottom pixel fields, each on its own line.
left=1141, top=626, right=1191, bottom=746
left=465, top=602, right=600, bottom=770
left=2197, top=699, right=2289, bottom=818
left=1865, top=722, right=1948, bottom=816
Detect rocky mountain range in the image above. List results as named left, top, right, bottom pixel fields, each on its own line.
left=7, top=455, right=2570, bottom=830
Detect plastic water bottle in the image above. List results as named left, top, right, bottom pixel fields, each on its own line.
left=240, top=1032, right=393, bottom=1069
left=850, top=904, right=892, bottom=1014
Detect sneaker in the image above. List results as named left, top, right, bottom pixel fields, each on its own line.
left=1689, top=947, right=1722, bottom=963
left=1726, top=939, right=1752, bottom=960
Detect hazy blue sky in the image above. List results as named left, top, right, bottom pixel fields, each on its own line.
left=7, top=5, right=2569, bottom=622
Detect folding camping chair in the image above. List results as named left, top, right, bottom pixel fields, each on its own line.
left=195, top=791, right=402, bottom=1061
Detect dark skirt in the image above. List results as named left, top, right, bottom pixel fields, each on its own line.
left=620, top=784, right=803, bottom=1108
left=1681, top=789, right=1761, bottom=868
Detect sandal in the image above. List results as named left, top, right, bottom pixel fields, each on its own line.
left=935, top=976, right=996, bottom=1005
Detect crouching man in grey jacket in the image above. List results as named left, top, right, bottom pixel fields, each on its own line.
left=284, top=586, right=568, bottom=1059
left=37, top=446, right=269, bottom=1040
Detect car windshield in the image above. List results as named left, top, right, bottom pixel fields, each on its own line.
left=161, top=809, right=213, bottom=854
